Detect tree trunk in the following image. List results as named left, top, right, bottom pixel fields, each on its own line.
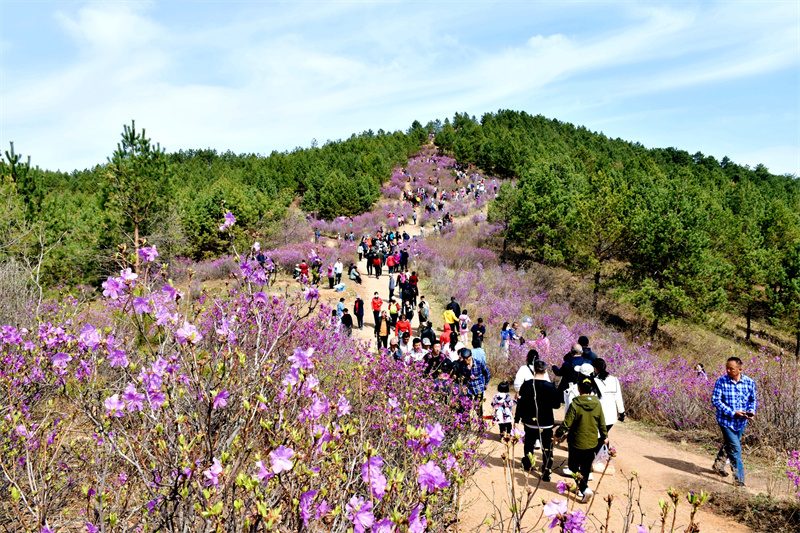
left=593, top=268, right=600, bottom=313
left=134, top=221, right=140, bottom=274
left=745, top=302, right=752, bottom=341
left=650, top=315, right=659, bottom=338
left=795, top=309, right=800, bottom=362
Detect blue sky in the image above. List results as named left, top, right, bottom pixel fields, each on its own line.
left=1, top=1, right=798, bottom=175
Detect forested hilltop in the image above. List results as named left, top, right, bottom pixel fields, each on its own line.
left=1, top=110, right=799, bottom=349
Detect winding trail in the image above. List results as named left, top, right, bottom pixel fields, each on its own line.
left=312, top=150, right=765, bottom=532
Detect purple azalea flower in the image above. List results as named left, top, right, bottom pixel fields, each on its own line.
left=374, top=518, right=395, bottom=533
left=219, top=211, right=236, bottom=231
left=132, top=297, right=151, bottom=315
left=119, top=268, right=138, bottom=283
left=315, top=500, right=331, bottom=520
left=269, top=445, right=294, bottom=474
left=299, top=490, right=318, bottom=526
left=636, top=526, right=648, bottom=533
left=556, top=480, right=568, bottom=495
left=303, top=286, right=319, bottom=301
left=337, top=395, right=351, bottom=416
left=151, top=357, right=169, bottom=377
left=543, top=499, right=569, bottom=529
left=85, top=523, right=99, bottom=533
left=564, top=510, right=587, bottom=533
left=176, top=321, right=202, bottom=344
left=138, top=246, right=159, bottom=262
left=361, top=456, right=387, bottom=500
left=108, top=349, right=128, bottom=368
left=417, top=460, right=449, bottom=492
left=79, top=324, right=102, bottom=351
left=282, top=367, right=300, bottom=388
left=289, top=346, right=315, bottom=370
left=252, top=241, right=261, bottom=251
left=408, top=505, right=427, bottom=533
left=426, top=422, right=445, bottom=448
left=122, top=383, right=145, bottom=412
left=203, top=458, right=222, bottom=487
left=51, top=352, right=72, bottom=369
left=444, top=453, right=458, bottom=472
left=345, top=496, right=374, bottom=533
left=255, top=460, right=271, bottom=482
left=102, top=277, right=125, bottom=299
left=161, top=283, right=181, bottom=302
left=212, top=390, right=229, bottom=409
left=147, top=391, right=166, bottom=410
left=309, top=395, right=329, bottom=420
left=388, top=396, right=400, bottom=411
left=104, top=394, right=126, bottom=417
left=253, top=292, right=268, bottom=306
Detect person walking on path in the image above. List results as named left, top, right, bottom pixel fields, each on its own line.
left=371, top=292, right=383, bottom=327
left=353, top=295, right=365, bottom=330
left=334, top=258, right=344, bottom=284
left=374, top=311, right=391, bottom=350
left=340, top=308, right=353, bottom=336
left=515, top=360, right=562, bottom=480
left=555, top=377, right=608, bottom=502
left=711, top=356, right=757, bottom=486
left=445, top=297, right=462, bottom=333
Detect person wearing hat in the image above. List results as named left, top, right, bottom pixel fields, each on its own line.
left=455, top=348, right=491, bottom=419
left=353, top=295, right=365, bottom=330
left=388, top=337, right=402, bottom=360
left=420, top=321, right=436, bottom=346
left=555, top=377, right=608, bottom=503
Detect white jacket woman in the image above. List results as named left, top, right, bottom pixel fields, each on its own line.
left=592, top=358, right=625, bottom=431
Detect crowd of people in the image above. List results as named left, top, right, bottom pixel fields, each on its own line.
left=313, top=186, right=757, bottom=502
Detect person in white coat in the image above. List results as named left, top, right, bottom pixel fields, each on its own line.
left=592, top=358, right=626, bottom=439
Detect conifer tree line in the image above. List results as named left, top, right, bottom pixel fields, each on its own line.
left=1, top=112, right=798, bottom=354
left=435, top=110, right=798, bottom=350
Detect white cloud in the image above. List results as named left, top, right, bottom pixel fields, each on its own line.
left=0, top=1, right=797, bottom=174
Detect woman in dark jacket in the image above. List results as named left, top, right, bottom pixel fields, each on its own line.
left=515, top=360, right=562, bottom=480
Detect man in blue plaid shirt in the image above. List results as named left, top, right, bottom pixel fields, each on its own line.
left=711, top=357, right=757, bottom=486
left=456, top=348, right=491, bottom=419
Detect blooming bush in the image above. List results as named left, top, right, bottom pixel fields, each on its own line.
left=0, top=220, right=480, bottom=532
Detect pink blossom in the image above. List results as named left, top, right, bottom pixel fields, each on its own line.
left=138, top=246, right=159, bottom=262
left=255, top=460, right=271, bottom=482
left=132, top=297, right=151, bottom=314
left=269, top=445, right=294, bottom=474
left=543, top=499, right=569, bottom=529
left=219, top=211, right=236, bottom=231
left=361, top=456, right=387, bottom=500
left=203, top=458, right=223, bottom=487
left=176, top=321, right=202, bottom=344
left=289, top=346, right=314, bottom=370
left=337, top=395, right=351, bottom=416
left=119, top=268, right=138, bottom=283
left=108, top=350, right=128, bottom=368
left=51, top=352, right=72, bottom=369
left=417, top=460, right=449, bottom=492
left=345, top=496, right=374, bottom=533
left=212, top=390, right=229, bottom=409
left=122, top=383, right=145, bottom=412
left=408, top=505, right=427, bottom=533
left=102, top=277, right=125, bottom=299
left=104, top=394, right=125, bottom=417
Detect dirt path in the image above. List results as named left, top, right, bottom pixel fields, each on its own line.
left=311, top=159, right=762, bottom=532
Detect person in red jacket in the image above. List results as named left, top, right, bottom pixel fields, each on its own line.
left=371, top=292, right=383, bottom=328
left=395, top=314, right=412, bottom=338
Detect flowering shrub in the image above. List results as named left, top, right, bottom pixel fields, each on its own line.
left=0, top=220, right=480, bottom=532
left=788, top=450, right=800, bottom=500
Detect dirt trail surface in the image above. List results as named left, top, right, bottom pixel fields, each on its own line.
left=316, top=224, right=761, bottom=532
left=311, top=172, right=760, bottom=531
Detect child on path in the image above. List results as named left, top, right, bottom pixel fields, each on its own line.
left=491, top=382, right=515, bottom=437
